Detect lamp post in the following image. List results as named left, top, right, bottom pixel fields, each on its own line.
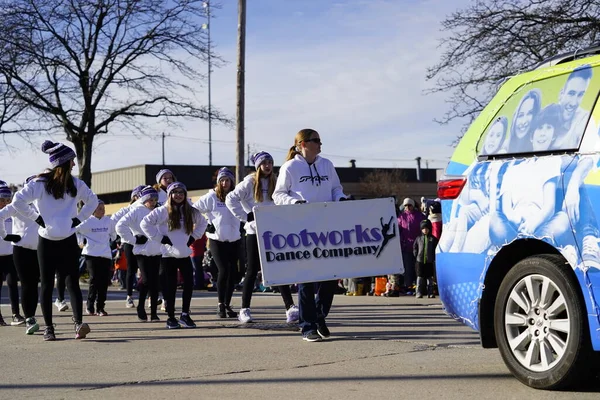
left=203, top=1, right=213, bottom=166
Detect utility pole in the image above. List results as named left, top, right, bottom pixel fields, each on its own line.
left=247, top=143, right=251, bottom=167
left=162, top=132, right=166, bottom=165
left=203, top=1, right=213, bottom=166
left=235, top=0, right=246, bottom=184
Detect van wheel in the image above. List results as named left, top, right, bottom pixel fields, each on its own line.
left=494, top=254, right=590, bottom=389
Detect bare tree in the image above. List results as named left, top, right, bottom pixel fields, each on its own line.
left=0, top=0, right=229, bottom=186
left=426, top=0, right=600, bottom=141
left=359, top=170, right=408, bottom=202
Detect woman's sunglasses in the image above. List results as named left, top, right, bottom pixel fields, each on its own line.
left=303, top=138, right=322, bottom=145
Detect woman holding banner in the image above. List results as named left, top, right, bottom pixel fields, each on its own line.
left=226, top=151, right=299, bottom=324
left=273, top=129, right=349, bottom=342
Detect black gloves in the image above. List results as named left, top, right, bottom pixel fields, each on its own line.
left=35, top=216, right=45, bottom=228
left=135, top=235, right=148, bottom=245
left=187, top=236, right=195, bottom=247
left=3, top=234, right=21, bottom=243
left=161, top=236, right=173, bottom=246
left=206, top=224, right=216, bottom=234
left=71, top=218, right=81, bottom=228
left=246, top=212, right=254, bottom=222
left=295, top=200, right=307, bottom=204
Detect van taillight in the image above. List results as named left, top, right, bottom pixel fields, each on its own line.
left=437, top=178, right=467, bottom=200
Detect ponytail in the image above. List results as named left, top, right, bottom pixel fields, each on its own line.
left=285, top=145, right=300, bottom=161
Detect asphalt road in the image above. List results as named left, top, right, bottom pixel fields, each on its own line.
left=0, top=288, right=599, bottom=399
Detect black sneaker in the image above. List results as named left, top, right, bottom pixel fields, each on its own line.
left=150, top=314, right=160, bottom=322
left=428, top=294, right=436, bottom=299
left=0, top=314, right=6, bottom=326
left=302, top=331, right=322, bottom=342
left=217, top=304, right=226, bottom=318
left=86, top=306, right=95, bottom=316
left=11, top=314, right=26, bottom=326
left=317, top=321, right=330, bottom=339
left=225, top=305, right=237, bottom=318
left=137, top=307, right=148, bottom=322
left=43, top=326, right=56, bottom=341
left=166, top=317, right=180, bottom=329
left=74, top=322, right=90, bottom=339
left=179, top=313, right=196, bottom=328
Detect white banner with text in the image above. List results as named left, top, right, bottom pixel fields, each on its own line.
left=255, top=198, right=404, bottom=286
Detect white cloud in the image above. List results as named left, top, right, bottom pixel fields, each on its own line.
left=0, top=0, right=469, bottom=184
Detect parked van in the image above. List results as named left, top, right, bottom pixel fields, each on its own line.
left=437, top=47, right=600, bottom=390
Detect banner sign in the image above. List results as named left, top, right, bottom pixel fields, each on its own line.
left=255, top=198, right=404, bottom=286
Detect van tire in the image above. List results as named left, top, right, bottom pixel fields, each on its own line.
left=493, top=254, right=590, bottom=389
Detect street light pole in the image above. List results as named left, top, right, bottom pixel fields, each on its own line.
left=235, top=0, right=246, bottom=184
left=203, top=1, right=213, bottom=166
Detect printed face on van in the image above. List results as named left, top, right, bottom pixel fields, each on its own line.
left=559, top=77, right=590, bottom=122
left=484, top=120, right=505, bottom=154
left=531, top=123, right=555, bottom=151
left=514, top=98, right=536, bottom=139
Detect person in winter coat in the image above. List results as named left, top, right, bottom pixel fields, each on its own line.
left=273, top=128, right=349, bottom=342
left=193, top=168, right=240, bottom=319
left=77, top=200, right=116, bottom=316
left=141, top=182, right=207, bottom=329
left=115, top=186, right=163, bottom=322
left=397, top=197, right=425, bottom=291
left=413, top=219, right=438, bottom=298
left=226, top=151, right=299, bottom=324
left=11, top=141, right=98, bottom=341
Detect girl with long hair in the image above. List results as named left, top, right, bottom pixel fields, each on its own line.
left=193, top=167, right=241, bottom=319
left=141, top=182, right=207, bottom=328
left=11, top=141, right=98, bottom=341
left=226, top=151, right=299, bottom=324
left=273, top=129, right=348, bottom=342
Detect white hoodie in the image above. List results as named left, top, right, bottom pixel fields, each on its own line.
left=0, top=213, right=13, bottom=255
left=11, top=177, right=98, bottom=241
left=193, top=190, right=241, bottom=242
left=115, top=203, right=162, bottom=256
left=226, top=174, right=273, bottom=235
left=157, top=188, right=168, bottom=206
left=0, top=204, right=39, bottom=251
left=273, top=154, right=346, bottom=205
left=76, top=215, right=116, bottom=259
left=110, top=204, right=133, bottom=244
left=141, top=204, right=207, bottom=258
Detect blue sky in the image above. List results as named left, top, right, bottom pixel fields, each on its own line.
left=0, top=0, right=470, bottom=184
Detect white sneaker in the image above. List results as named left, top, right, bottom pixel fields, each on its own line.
left=238, top=308, right=253, bottom=323
left=286, top=305, right=299, bottom=323
left=161, top=300, right=167, bottom=312
left=126, top=297, right=135, bottom=308
left=55, top=299, right=69, bottom=312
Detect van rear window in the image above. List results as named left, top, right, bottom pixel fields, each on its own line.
left=479, top=65, right=600, bottom=156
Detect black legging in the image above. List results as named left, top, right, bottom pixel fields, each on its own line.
left=210, top=239, right=240, bottom=305
left=13, top=246, right=39, bottom=318
left=56, top=273, right=66, bottom=301
left=38, top=235, right=83, bottom=326
left=86, top=256, right=111, bottom=311
left=242, top=234, right=294, bottom=309
left=137, top=255, right=161, bottom=315
left=0, top=254, right=20, bottom=315
left=162, top=257, right=194, bottom=318
left=123, top=243, right=142, bottom=297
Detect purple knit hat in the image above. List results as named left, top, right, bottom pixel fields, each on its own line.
left=0, top=185, right=12, bottom=199
left=138, top=186, right=158, bottom=204
left=251, top=151, right=273, bottom=170
left=131, top=185, right=146, bottom=200
left=216, top=167, right=234, bottom=183
left=41, top=140, right=76, bottom=168
left=166, top=182, right=187, bottom=197
left=156, top=169, right=176, bottom=184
